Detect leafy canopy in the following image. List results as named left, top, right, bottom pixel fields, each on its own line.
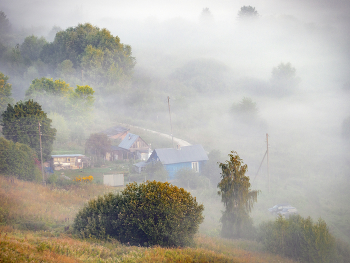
left=0, top=137, right=40, bottom=181
left=0, top=71, right=13, bottom=113
left=1, top=100, right=56, bottom=161
left=25, top=77, right=95, bottom=120
left=74, top=181, right=204, bottom=247
left=258, top=215, right=336, bottom=263
left=217, top=151, right=259, bottom=239
left=40, top=23, right=135, bottom=91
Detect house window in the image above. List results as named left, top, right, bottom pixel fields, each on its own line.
left=192, top=162, right=199, bottom=173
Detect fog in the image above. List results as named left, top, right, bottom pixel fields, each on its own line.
left=1, top=0, right=350, bottom=242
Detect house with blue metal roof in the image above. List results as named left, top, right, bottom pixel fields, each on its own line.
left=147, top=145, right=208, bottom=179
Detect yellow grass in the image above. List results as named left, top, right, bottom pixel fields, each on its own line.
left=0, top=175, right=120, bottom=226
left=0, top=175, right=297, bottom=262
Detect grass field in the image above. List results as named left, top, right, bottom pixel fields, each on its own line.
left=0, top=175, right=299, bottom=263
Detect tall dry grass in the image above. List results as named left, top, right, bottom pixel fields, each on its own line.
left=0, top=175, right=120, bottom=226
left=0, top=175, right=298, bottom=262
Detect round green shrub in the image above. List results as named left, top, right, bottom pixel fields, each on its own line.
left=73, top=181, right=204, bottom=247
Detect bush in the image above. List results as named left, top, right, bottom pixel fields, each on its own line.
left=174, top=168, right=207, bottom=190
left=257, top=215, right=336, bottom=263
left=73, top=181, right=204, bottom=247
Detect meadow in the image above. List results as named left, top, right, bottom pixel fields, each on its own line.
left=0, top=175, right=298, bottom=263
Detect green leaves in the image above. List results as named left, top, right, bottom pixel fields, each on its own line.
left=217, top=151, right=259, bottom=239
left=73, top=181, right=204, bottom=247
left=0, top=72, right=13, bottom=113
left=258, top=215, right=336, bottom=263
left=0, top=137, right=40, bottom=181
left=1, top=100, right=56, bottom=161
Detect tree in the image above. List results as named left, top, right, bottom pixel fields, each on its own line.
left=231, top=97, right=258, bottom=122
left=85, top=133, right=111, bottom=159
left=40, top=23, right=135, bottom=92
left=270, top=62, right=299, bottom=96
left=0, top=137, right=40, bottom=181
left=1, top=100, right=56, bottom=161
left=0, top=72, right=13, bottom=113
left=217, top=151, right=259, bottom=239
left=238, top=6, right=259, bottom=18
left=73, top=181, right=204, bottom=247
left=25, top=77, right=95, bottom=119
left=0, top=11, right=11, bottom=44
left=200, top=7, right=213, bottom=24
left=20, top=35, right=47, bottom=63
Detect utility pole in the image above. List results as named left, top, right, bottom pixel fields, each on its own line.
left=167, top=96, right=174, bottom=148
left=39, top=122, right=45, bottom=185
left=266, top=133, right=269, bottom=193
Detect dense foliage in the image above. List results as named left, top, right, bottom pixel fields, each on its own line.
left=1, top=100, right=56, bottom=161
left=25, top=77, right=95, bottom=117
left=257, top=215, right=341, bottom=263
left=217, top=151, right=259, bottom=239
left=40, top=23, right=135, bottom=93
left=0, top=137, right=40, bottom=181
left=0, top=71, right=13, bottom=112
left=73, top=181, right=204, bottom=247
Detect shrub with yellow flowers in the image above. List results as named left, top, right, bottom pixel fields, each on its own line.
left=73, top=181, right=204, bottom=247
left=73, top=175, right=93, bottom=182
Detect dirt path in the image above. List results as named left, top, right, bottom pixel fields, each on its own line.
left=119, top=123, right=191, bottom=147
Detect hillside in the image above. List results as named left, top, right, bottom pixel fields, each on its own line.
left=0, top=175, right=297, bottom=263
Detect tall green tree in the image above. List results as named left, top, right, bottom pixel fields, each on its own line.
left=1, top=100, right=56, bottom=161
left=0, top=137, right=40, bottom=181
left=40, top=23, right=135, bottom=92
left=20, top=35, right=47, bottom=64
left=217, top=151, right=259, bottom=239
left=0, top=72, right=13, bottom=113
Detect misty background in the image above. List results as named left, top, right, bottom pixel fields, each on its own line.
left=1, top=0, right=350, bottom=242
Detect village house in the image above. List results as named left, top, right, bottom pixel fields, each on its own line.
left=105, top=133, right=151, bottom=161
left=99, top=126, right=130, bottom=141
left=51, top=154, right=86, bottom=170
left=147, top=144, right=208, bottom=179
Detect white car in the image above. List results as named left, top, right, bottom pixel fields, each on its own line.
left=277, top=207, right=298, bottom=218
left=268, top=203, right=291, bottom=215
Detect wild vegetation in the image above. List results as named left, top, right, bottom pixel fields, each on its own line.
left=0, top=1, right=350, bottom=261
left=74, top=181, right=204, bottom=247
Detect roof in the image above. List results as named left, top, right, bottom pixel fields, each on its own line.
left=51, top=154, right=84, bottom=158
left=118, top=133, right=139, bottom=150
left=150, top=145, right=208, bottom=165
left=133, top=162, right=148, bottom=168
left=99, top=126, right=129, bottom=137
